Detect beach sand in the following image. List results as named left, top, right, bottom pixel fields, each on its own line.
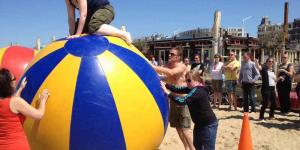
left=159, top=108, right=300, bottom=150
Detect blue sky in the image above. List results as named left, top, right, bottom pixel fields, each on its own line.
left=0, top=0, right=299, bottom=48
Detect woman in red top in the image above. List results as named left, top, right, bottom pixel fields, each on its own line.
left=0, top=68, right=49, bottom=150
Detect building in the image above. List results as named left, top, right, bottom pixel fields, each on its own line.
left=289, top=19, right=300, bottom=43
left=178, top=28, right=212, bottom=38
left=258, top=16, right=300, bottom=44
left=257, top=16, right=300, bottom=63
left=222, top=28, right=243, bottom=37
left=148, top=35, right=259, bottom=65
left=178, top=27, right=243, bottom=38
left=257, top=16, right=283, bottom=39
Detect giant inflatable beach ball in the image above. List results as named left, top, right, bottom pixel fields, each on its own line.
left=19, top=34, right=168, bottom=150
left=0, top=46, right=36, bottom=82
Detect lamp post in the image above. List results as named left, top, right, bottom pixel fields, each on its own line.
left=242, top=16, right=252, bottom=37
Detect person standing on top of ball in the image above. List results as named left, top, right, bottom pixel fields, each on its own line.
left=65, top=0, right=132, bottom=44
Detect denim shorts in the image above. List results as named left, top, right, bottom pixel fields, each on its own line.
left=225, top=80, right=237, bottom=93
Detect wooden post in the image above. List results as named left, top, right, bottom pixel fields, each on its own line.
left=261, top=49, right=264, bottom=64
left=51, top=36, right=56, bottom=42
left=239, top=49, right=242, bottom=62
left=121, top=25, right=126, bottom=32
left=36, top=38, right=41, bottom=50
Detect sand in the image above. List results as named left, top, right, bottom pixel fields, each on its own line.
left=158, top=107, right=300, bottom=150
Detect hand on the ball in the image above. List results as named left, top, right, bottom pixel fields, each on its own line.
left=160, top=81, right=170, bottom=94
left=20, top=77, right=27, bottom=90
left=67, top=34, right=80, bottom=39
left=39, top=89, right=50, bottom=103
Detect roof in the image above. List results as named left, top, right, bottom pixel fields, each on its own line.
left=149, top=35, right=214, bottom=43
left=148, top=35, right=258, bottom=44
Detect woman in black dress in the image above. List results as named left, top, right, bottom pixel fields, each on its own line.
left=276, top=53, right=295, bottom=114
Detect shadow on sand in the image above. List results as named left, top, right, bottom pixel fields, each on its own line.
left=255, top=120, right=300, bottom=131
left=218, top=113, right=300, bottom=131
left=218, top=114, right=256, bottom=121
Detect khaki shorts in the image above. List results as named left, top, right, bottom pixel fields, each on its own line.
left=212, top=80, right=223, bottom=92
left=169, top=100, right=191, bottom=128
left=86, top=4, right=115, bottom=33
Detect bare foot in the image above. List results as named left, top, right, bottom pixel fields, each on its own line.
left=122, top=32, right=132, bottom=45
left=227, top=106, right=232, bottom=111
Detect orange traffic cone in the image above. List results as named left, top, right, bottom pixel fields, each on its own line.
left=238, top=112, right=253, bottom=150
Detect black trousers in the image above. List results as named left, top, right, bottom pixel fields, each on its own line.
left=242, top=83, right=256, bottom=112
left=259, top=86, right=276, bottom=119
left=277, top=82, right=291, bottom=113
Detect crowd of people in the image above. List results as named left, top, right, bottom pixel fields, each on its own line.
left=150, top=46, right=300, bottom=150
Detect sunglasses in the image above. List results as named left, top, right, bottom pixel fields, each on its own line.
left=186, top=79, right=191, bottom=83
left=11, top=76, right=16, bottom=81
left=169, top=52, right=177, bottom=56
